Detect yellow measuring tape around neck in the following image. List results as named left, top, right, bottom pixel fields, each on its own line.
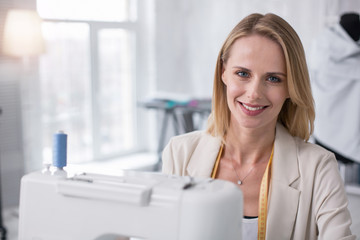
left=258, top=145, right=274, bottom=240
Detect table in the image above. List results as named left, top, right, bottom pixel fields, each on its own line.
left=140, top=98, right=211, bottom=170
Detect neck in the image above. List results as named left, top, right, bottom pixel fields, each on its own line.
left=224, top=122, right=276, bottom=165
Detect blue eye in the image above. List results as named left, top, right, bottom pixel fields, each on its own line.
left=236, top=71, right=249, bottom=77
left=268, top=76, right=281, bottom=83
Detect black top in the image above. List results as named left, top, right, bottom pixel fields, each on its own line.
left=340, top=12, right=360, bottom=42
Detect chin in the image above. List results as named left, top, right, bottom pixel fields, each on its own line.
left=237, top=117, right=277, bottom=131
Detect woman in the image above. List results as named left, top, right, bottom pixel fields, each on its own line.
left=162, top=13, right=355, bottom=240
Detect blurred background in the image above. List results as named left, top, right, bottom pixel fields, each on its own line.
left=0, top=0, right=360, bottom=239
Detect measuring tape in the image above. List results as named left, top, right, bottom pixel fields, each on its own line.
left=211, top=143, right=274, bottom=239
left=258, top=146, right=274, bottom=240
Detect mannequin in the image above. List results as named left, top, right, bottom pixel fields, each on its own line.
left=340, top=12, right=360, bottom=41
left=311, top=12, right=360, bottom=164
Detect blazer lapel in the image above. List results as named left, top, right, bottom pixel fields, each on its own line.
left=266, top=124, right=301, bottom=239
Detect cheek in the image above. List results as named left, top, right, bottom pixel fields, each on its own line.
left=282, top=87, right=290, bottom=100
left=272, top=90, right=289, bottom=107
left=226, top=81, right=243, bottom=98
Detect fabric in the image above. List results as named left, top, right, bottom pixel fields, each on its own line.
left=309, top=23, right=360, bottom=163
left=162, top=123, right=355, bottom=240
left=243, top=217, right=258, bottom=240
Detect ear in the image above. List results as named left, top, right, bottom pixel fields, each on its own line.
left=221, top=66, right=227, bottom=85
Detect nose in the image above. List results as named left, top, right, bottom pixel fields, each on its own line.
left=247, top=79, right=263, bottom=100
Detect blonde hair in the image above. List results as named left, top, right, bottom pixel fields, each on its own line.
left=206, top=13, right=315, bottom=141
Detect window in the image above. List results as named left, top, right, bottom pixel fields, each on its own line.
left=37, top=0, right=136, bottom=22
left=37, top=0, right=138, bottom=163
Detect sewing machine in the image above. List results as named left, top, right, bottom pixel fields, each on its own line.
left=18, top=170, right=243, bottom=240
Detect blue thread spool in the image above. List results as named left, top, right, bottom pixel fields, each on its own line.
left=53, top=131, right=67, bottom=168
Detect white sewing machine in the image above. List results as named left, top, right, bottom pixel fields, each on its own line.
left=18, top=170, right=243, bottom=240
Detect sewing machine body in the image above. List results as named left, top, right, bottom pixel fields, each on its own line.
left=18, top=170, right=243, bottom=240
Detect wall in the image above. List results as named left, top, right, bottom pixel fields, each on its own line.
left=0, top=62, right=24, bottom=208
left=0, top=0, right=39, bottom=208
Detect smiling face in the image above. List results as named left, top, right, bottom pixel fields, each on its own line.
left=222, top=34, right=289, bottom=131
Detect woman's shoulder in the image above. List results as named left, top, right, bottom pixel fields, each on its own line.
left=170, top=130, right=205, bottom=140
left=277, top=123, right=335, bottom=162
left=168, top=130, right=219, bottom=147
left=293, top=138, right=339, bottom=179
left=295, top=137, right=335, bottom=161
left=162, top=130, right=221, bottom=176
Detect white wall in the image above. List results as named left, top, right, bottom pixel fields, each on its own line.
left=155, top=0, right=243, bottom=97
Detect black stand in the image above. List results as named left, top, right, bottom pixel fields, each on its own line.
left=0, top=212, right=6, bottom=240
left=0, top=107, right=7, bottom=240
left=0, top=181, right=6, bottom=240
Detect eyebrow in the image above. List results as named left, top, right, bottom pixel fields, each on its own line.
left=232, top=66, right=287, bottom=77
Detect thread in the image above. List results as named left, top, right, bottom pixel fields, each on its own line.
left=52, top=131, right=67, bottom=168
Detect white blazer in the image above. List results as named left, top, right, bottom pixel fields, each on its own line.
left=162, top=123, right=355, bottom=240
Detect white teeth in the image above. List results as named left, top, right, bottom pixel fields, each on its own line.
left=242, top=103, right=265, bottom=111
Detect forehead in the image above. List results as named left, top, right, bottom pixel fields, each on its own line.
left=226, top=34, right=286, bottom=72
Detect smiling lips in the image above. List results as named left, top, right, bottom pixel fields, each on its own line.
left=239, top=102, right=268, bottom=116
